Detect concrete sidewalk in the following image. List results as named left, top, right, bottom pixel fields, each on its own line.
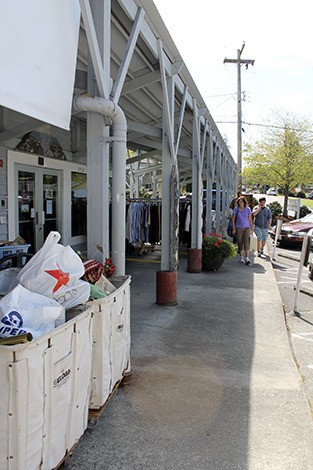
left=70, top=251, right=313, bottom=470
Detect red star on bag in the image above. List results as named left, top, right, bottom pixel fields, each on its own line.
left=45, top=265, right=70, bottom=293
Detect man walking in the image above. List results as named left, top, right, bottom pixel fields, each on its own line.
left=252, top=197, right=272, bottom=258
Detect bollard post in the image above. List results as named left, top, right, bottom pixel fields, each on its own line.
left=293, top=231, right=312, bottom=314
left=271, top=217, right=283, bottom=261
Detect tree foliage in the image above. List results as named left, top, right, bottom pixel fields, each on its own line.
left=242, top=112, right=313, bottom=215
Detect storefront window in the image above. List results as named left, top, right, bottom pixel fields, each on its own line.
left=71, top=172, right=87, bottom=236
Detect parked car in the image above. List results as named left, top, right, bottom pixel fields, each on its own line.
left=269, top=212, right=313, bottom=245
left=266, top=188, right=277, bottom=196
left=308, top=190, right=313, bottom=199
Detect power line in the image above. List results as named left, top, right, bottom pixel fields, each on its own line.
left=215, top=121, right=313, bottom=133
left=204, top=93, right=236, bottom=98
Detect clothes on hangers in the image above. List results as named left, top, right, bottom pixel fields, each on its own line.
left=126, top=201, right=161, bottom=245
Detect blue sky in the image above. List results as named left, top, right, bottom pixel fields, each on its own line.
left=153, top=0, right=313, bottom=162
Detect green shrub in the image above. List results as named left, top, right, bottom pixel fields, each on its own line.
left=297, top=191, right=306, bottom=199
left=268, top=201, right=282, bottom=223
left=300, top=205, right=311, bottom=218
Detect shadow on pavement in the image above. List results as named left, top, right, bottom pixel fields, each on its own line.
left=70, top=251, right=313, bottom=469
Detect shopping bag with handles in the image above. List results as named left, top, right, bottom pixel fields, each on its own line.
left=0, top=284, right=64, bottom=339
left=10, top=231, right=90, bottom=309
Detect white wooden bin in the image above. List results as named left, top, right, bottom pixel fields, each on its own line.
left=89, top=275, right=131, bottom=410
left=0, top=304, right=94, bottom=470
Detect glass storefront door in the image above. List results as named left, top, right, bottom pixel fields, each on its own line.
left=17, top=166, right=60, bottom=252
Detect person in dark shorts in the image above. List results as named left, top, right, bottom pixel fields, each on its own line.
left=252, top=197, right=272, bottom=258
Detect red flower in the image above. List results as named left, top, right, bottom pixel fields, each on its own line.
left=103, top=258, right=116, bottom=278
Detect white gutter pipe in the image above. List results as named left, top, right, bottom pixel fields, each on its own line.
left=73, top=95, right=127, bottom=275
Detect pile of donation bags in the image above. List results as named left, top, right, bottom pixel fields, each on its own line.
left=0, top=231, right=114, bottom=341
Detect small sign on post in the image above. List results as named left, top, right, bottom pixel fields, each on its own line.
left=287, top=198, right=301, bottom=219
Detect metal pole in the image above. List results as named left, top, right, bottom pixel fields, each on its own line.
left=293, top=235, right=309, bottom=314
left=223, top=43, right=254, bottom=191
left=237, top=47, right=242, bottom=190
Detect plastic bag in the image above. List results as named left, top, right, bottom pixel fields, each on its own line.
left=52, top=279, right=91, bottom=309
left=250, top=233, right=258, bottom=251
left=89, top=283, right=109, bottom=299
left=0, top=284, right=64, bottom=339
left=10, top=231, right=90, bottom=309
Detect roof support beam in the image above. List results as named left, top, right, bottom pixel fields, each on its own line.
left=200, top=119, right=208, bottom=173
left=111, top=7, right=145, bottom=103
left=127, top=149, right=161, bottom=164
left=174, top=85, right=187, bottom=157
left=157, top=39, right=176, bottom=162
left=191, top=99, right=203, bottom=249
left=79, top=0, right=109, bottom=98
left=215, top=142, right=222, bottom=232
left=127, top=119, right=161, bottom=138
left=118, top=0, right=234, bottom=155
left=205, top=130, right=214, bottom=234
left=122, top=69, right=161, bottom=95
left=132, top=163, right=161, bottom=176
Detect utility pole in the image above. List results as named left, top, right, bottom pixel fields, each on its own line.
left=224, top=42, right=254, bottom=191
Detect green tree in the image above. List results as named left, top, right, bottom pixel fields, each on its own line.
left=242, top=113, right=313, bottom=216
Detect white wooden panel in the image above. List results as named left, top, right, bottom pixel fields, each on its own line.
left=0, top=0, right=80, bottom=130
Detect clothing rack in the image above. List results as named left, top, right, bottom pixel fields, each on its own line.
left=126, top=198, right=161, bottom=203
left=126, top=200, right=161, bottom=246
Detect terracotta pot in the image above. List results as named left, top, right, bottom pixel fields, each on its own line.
left=202, top=255, right=225, bottom=272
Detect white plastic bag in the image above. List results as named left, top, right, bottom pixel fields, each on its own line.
left=250, top=233, right=258, bottom=252
left=52, top=279, right=91, bottom=310
left=10, top=231, right=90, bottom=309
left=0, top=284, right=64, bottom=339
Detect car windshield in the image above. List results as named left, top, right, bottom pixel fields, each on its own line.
left=299, top=213, right=313, bottom=223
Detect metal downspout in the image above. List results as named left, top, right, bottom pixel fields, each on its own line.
left=73, top=95, right=127, bottom=275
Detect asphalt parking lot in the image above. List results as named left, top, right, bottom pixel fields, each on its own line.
left=268, top=240, right=313, bottom=419
left=268, top=241, right=313, bottom=311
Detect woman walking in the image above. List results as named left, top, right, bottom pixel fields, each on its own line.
left=232, top=196, right=253, bottom=265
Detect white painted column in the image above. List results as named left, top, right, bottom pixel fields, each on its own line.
left=205, top=131, right=214, bottom=234
left=86, top=0, right=111, bottom=260
left=191, top=102, right=203, bottom=249
left=215, top=143, right=222, bottom=233
left=160, top=75, right=176, bottom=271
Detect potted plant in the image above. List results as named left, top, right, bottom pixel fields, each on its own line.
left=202, top=232, right=237, bottom=271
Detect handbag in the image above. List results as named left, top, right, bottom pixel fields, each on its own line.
left=227, top=208, right=238, bottom=238
left=227, top=219, right=233, bottom=237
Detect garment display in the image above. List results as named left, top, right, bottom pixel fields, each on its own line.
left=126, top=200, right=161, bottom=246
left=179, top=200, right=191, bottom=246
